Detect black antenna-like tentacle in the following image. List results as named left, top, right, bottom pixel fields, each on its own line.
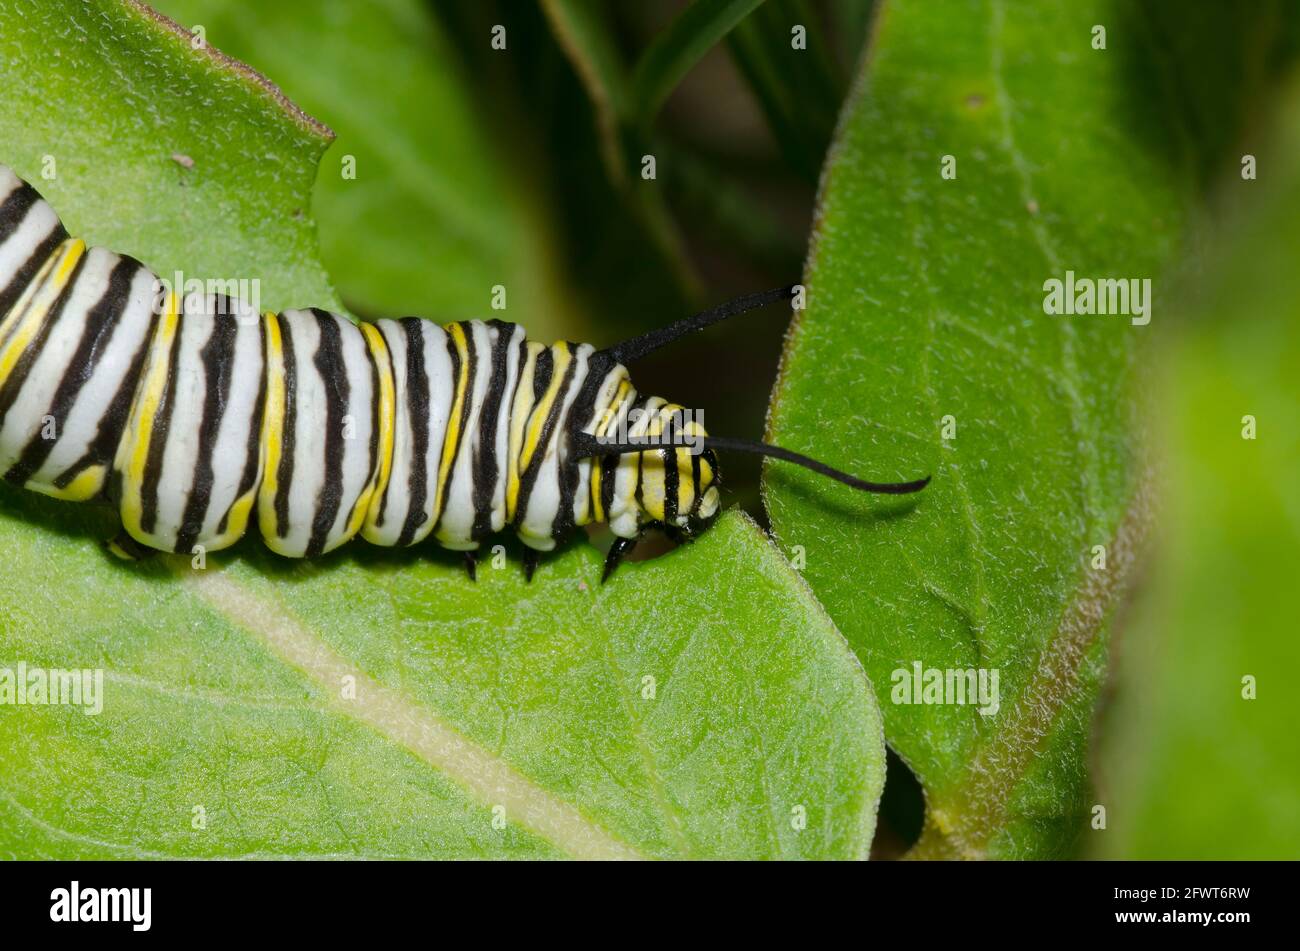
left=571, top=433, right=930, bottom=495
left=600, top=285, right=796, bottom=364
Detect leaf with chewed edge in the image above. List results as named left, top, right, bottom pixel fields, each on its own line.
left=152, top=0, right=585, bottom=342
left=0, top=0, right=883, bottom=859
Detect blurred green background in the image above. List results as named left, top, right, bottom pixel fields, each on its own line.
left=1092, top=77, right=1300, bottom=860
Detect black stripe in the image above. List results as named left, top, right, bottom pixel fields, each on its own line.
left=599, top=381, right=629, bottom=521
left=0, top=181, right=39, bottom=244
left=305, top=310, right=348, bottom=557
left=532, top=346, right=553, bottom=401
left=0, top=220, right=67, bottom=329
left=396, top=319, right=431, bottom=546
left=62, top=262, right=160, bottom=495
left=106, top=467, right=124, bottom=508
left=631, top=397, right=651, bottom=518
left=471, top=320, right=514, bottom=540
left=273, top=314, right=297, bottom=537
left=218, top=318, right=267, bottom=537
left=504, top=333, right=530, bottom=516
left=175, top=303, right=239, bottom=553
left=4, top=257, right=135, bottom=487
left=429, top=329, right=462, bottom=531
left=662, top=449, right=680, bottom=525
left=600, top=452, right=618, bottom=518
left=512, top=344, right=578, bottom=529
left=431, top=322, right=476, bottom=534
left=690, top=451, right=702, bottom=514
left=0, top=252, right=88, bottom=431
left=139, top=298, right=187, bottom=535
left=702, top=449, right=718, bottom=491
left=634, top=441, right=646, bottom=514
left=662, top=407, right=687, bottom=525
left=553, top=352, right=613, bottom=541
left=515, top=339, right=554, bottom=528
left=507, top=335, right=530, bottom=418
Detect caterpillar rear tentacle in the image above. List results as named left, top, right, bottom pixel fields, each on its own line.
left=0, top=163, right=929, bottom=583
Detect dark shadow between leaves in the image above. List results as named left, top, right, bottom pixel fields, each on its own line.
left=871, top=746, right=926, bottom=860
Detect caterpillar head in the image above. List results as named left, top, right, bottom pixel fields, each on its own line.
left=580, top=393, right=722, bottom=542
left=571, top=285, right=931, bottom=580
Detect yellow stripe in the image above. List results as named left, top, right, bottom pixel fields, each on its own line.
left=678, top=449, right=695, bottom=515
left=505, top=342, right=543, bottom=521
left=588, top=377, right=632, bottom=525
left=518, top=341, right=572, bottom=475
left=0, top=238, right=84, bottom=389
left=432, top=322, right=471, bottom=526
left=113, top=290, right=179, bottom=543
left=353, top=322, right=395, bottom=538
left=618, top=396, right=660, bottom=519
left=212, top=490, right=257, bottom=551
left=660, top=404, right=694, bottom=520
left=105, top=537, right=139, bottom=561
left=639, top=406, right=670, bottom=521
left=677, top=414, right=706, bottom=516
left=29, top=463, right=105, bottom=502
left=256, top=312, right=286, bottom=548
left=0, top=240, right=63, bottom=346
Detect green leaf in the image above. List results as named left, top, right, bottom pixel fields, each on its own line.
left=764, top=0, right=1198, bottom=858
left=1094, top=85, right=1300, bottom=860
left=0, top=0, right=339, bottom=314
left=0, top=0, right=884, bottom=859
left=1, top=501, right=884, bottom=859
left=150, top=0, right=581, bottom=341
left=630, top=0, right=767, bottom=131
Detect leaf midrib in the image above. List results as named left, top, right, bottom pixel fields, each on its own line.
left=182, top=566, right=648, bottom=860
left=777, top=0, right=1155, bottom=859
left=898, top=0, right=1119, bottom=857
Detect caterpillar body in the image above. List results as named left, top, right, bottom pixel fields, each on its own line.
left=0, top=163, right=928, bottom=579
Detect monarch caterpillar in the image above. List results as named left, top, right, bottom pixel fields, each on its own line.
left=0, top=163, right=929, bottom=580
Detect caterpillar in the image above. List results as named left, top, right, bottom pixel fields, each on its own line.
left=0, top=162, right=929, bottom=581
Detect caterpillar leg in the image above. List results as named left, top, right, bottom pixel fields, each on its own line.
left=662, top=523, right=690, bottom=545
left=521, top=547, right=540, bottom=583
left=104, top=528, right=155, bottom=562
left=601, top=536, right=637, bottom=584
left=463, top=550, right=477, bottom=582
